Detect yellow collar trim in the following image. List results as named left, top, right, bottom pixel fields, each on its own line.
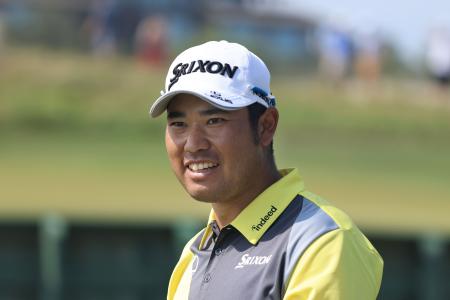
left=199, top=168, right=305, bottom=248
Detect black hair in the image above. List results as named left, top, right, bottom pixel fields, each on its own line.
left=247, top=103, right=274, bottom=157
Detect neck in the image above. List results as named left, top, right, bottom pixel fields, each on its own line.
left=212, top=166, right=281, bottom=229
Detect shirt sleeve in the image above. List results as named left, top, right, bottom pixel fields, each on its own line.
left=283, top=228, right=383, bottom=300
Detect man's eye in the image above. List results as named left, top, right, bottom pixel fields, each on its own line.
left=169, top=121, right=186, bottom=128
left=207, top=118, right=225, bottom=125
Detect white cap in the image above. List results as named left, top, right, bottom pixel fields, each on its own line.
left=149, top=40, right=275, bottom=118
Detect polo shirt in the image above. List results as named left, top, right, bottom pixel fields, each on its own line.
left=167, top=168, right=383, bottom=300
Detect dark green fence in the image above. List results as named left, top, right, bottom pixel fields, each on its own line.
left=0, top=218, right=448, bottom=300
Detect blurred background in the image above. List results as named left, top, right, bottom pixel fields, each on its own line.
left=1, top=0, right=449, bottom=299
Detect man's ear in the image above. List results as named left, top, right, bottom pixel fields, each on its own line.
left=258, top=108, right=279, bottom=146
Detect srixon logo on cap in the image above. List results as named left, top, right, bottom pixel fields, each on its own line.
left=168, top=60, right=239, bottom=90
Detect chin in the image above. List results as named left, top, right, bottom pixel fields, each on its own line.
left=185, top=186, right=217, bottom=203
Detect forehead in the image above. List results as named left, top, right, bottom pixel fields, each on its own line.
left=166, top=94, right=250, bottom=120
left=167, top=94, right=216, bottom=113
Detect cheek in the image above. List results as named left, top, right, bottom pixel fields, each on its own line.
left=165, top=132, right=183, bottom=168
left=218, top=129, right=256, bottom=164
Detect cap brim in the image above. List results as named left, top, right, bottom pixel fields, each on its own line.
left=149, top=89, right=258, bottom=118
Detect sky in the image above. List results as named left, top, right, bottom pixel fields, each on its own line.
left=283, top=0, right=450, bottom=64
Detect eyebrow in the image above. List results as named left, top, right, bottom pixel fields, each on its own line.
left=167, top=108, right=230, bottom=119
left=167, top=111, right=185, bottom=119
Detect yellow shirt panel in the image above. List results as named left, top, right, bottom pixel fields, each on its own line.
left=283, top=228, right=383, bottom=300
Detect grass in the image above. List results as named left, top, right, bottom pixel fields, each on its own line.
left=1, top=48, right=450, bottom=235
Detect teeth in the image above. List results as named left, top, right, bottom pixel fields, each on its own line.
left=188, top=162, right=218, bottom=171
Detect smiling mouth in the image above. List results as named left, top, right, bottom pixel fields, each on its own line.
left=187, top=162, right=219, bottom=172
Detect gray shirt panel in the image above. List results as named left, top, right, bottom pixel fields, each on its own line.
left=187, top=195, right=339, bottom=300
left=283, top=198, right=339, bottom=292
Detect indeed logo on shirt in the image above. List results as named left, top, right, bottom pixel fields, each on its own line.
left=234, top=253, right=273, bottom=269
left=251, top=205, right=278, bottom=231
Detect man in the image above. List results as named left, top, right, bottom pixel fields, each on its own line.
left=150, top=40, right=383, bottom=299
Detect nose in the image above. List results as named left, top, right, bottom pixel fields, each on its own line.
left=184, top=124, right=210, bottom=153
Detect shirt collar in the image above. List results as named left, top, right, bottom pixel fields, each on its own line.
left=199, top=168, right=305, bottom=248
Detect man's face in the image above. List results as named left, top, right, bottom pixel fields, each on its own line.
left=165, top=94, right=265, bottom=204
